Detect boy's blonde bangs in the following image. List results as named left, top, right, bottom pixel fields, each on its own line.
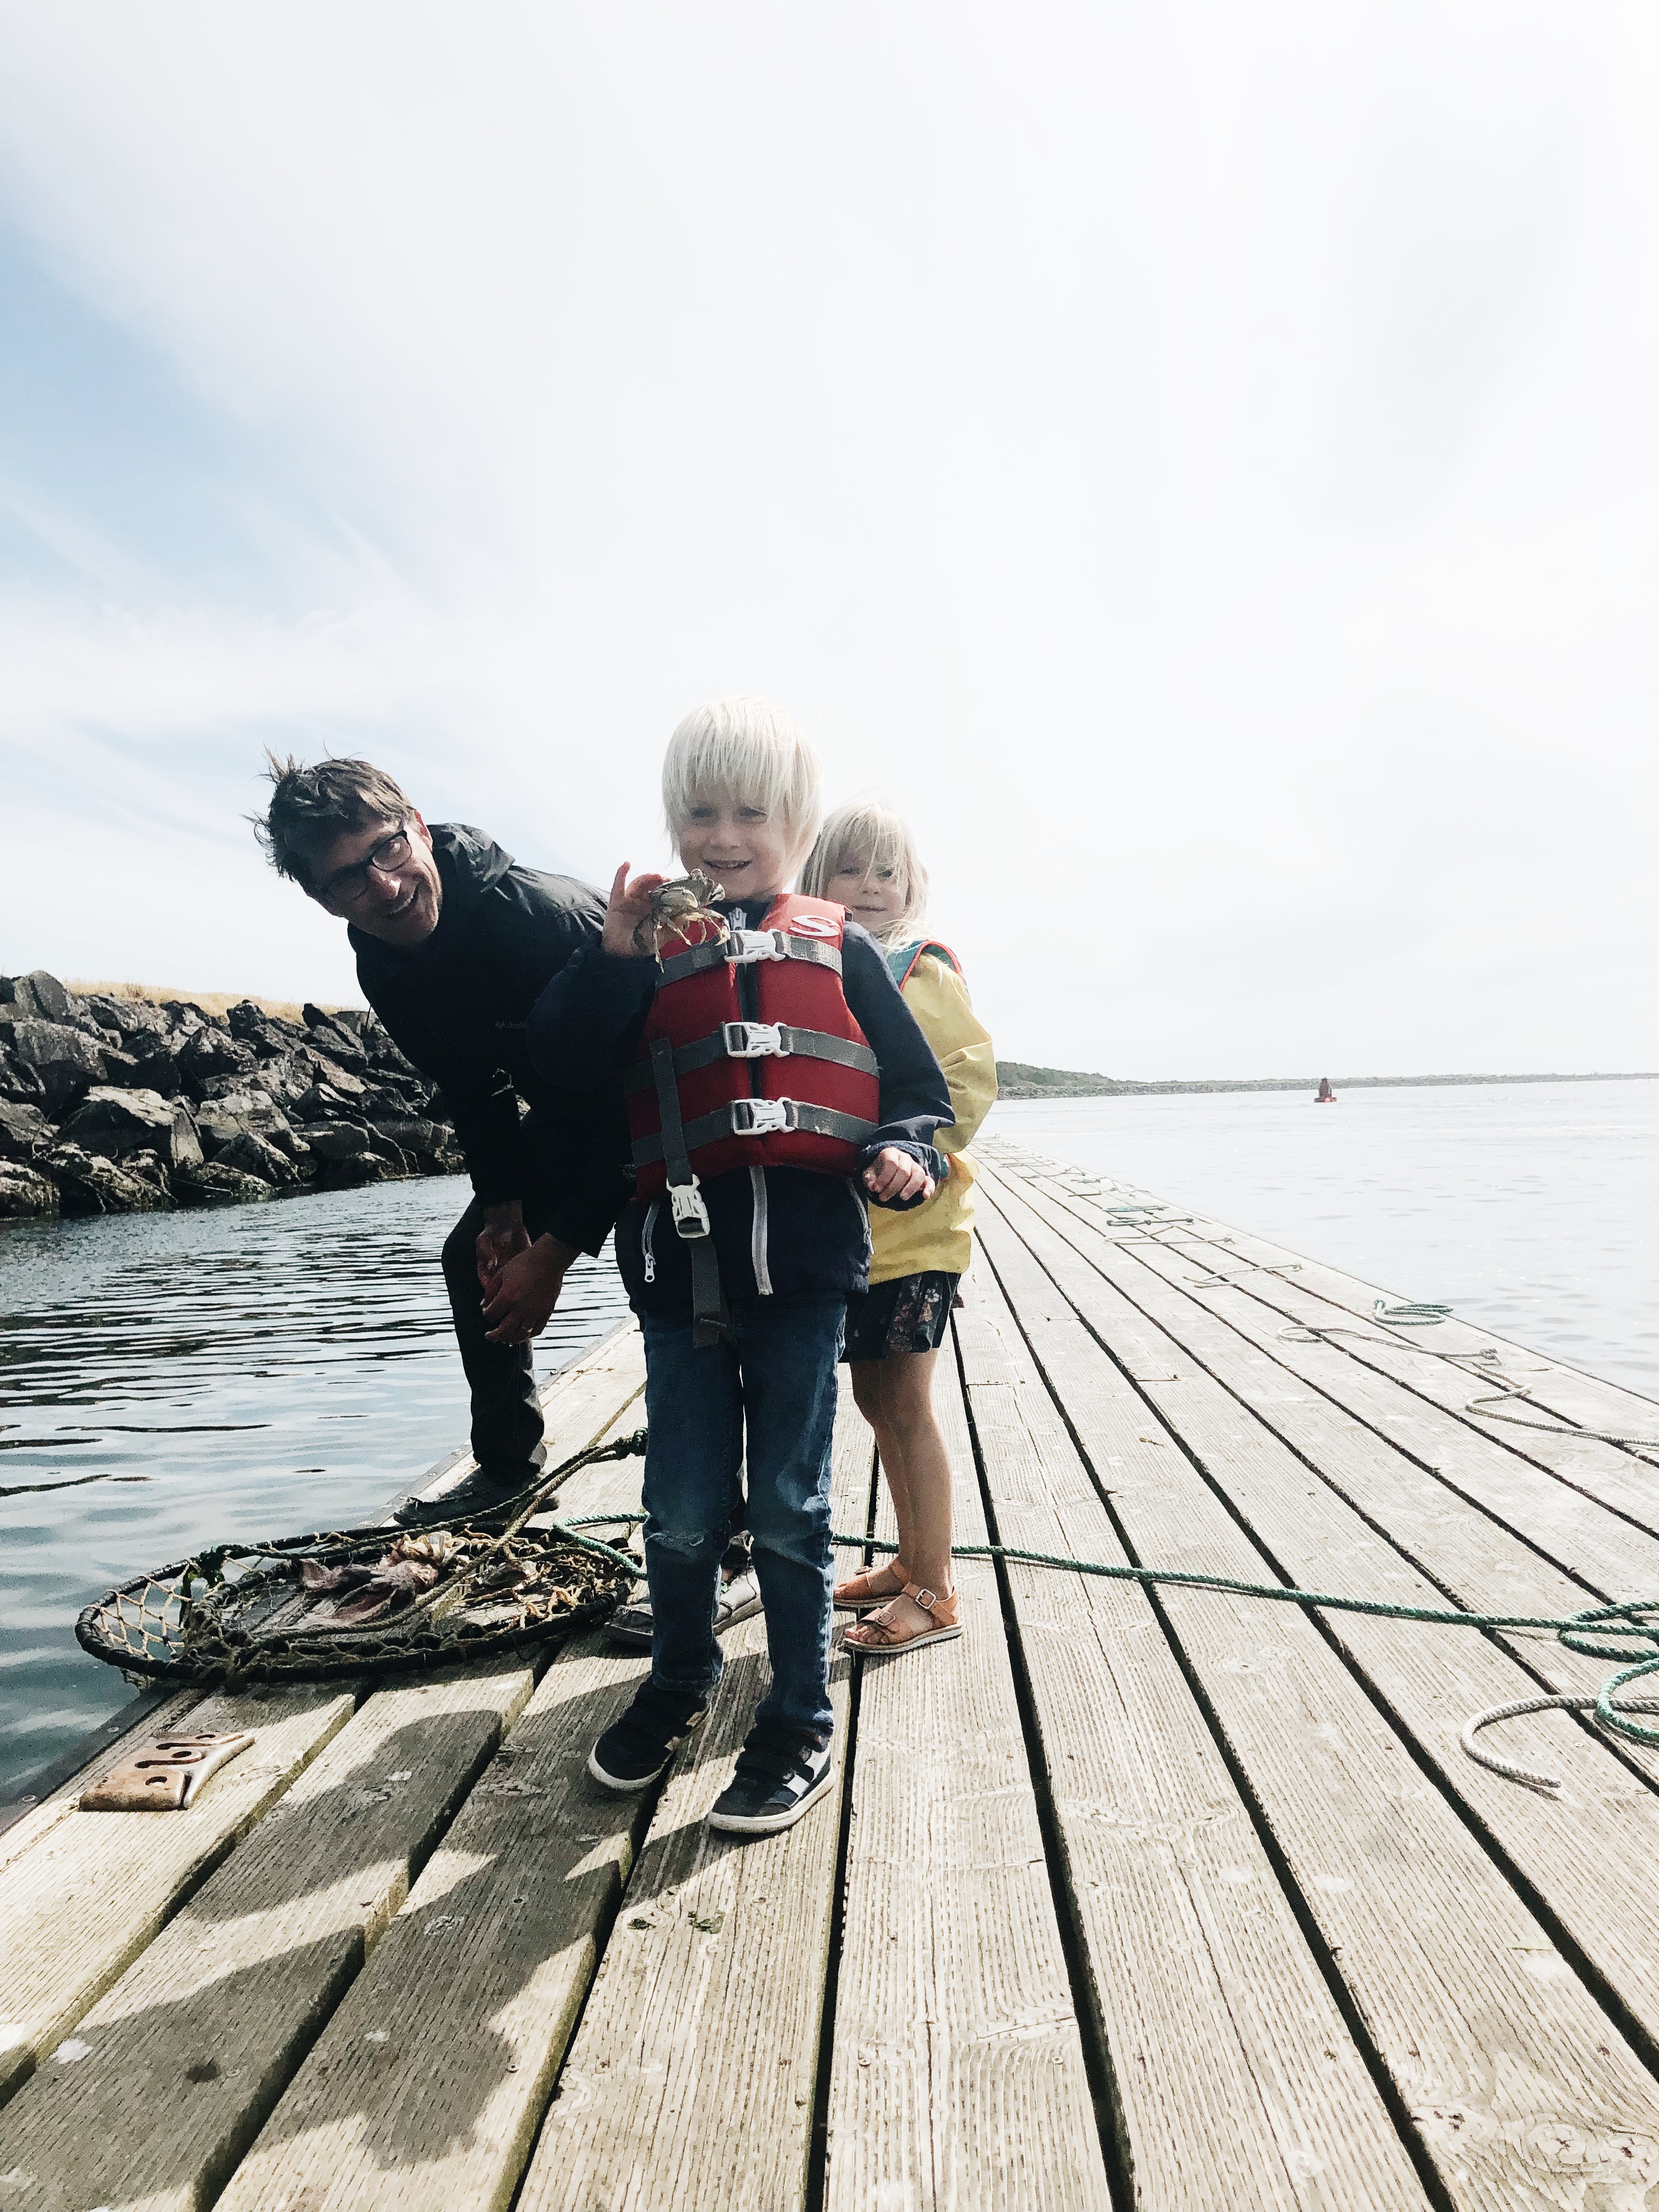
left=799, top=797, right=930, bottom=943
left=662, top=697, right=823, bottom=869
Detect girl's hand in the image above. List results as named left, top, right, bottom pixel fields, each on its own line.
left=864, top=1147, right=935, bottom=1206
left=601, top=863, right=670, bottom=957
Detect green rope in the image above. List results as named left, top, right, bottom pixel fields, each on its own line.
left=545, top=1511, right=1659, bottom=1791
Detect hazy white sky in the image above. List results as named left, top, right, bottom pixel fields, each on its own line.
left=1, top=2, right=1654, bottom=1077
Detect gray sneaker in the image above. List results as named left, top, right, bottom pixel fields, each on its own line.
left=609, top=1564, right=764, bottom=1649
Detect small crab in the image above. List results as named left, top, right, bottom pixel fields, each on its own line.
left=634, top=870, right=731, bottom=961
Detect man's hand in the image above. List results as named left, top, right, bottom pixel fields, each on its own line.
left=601, top=862, right=670, bottom=957
left=863, top=1147, right=935, bottom=1207
left=476, top=1200, right=531, bottom=1290
left=482, top=1234, right=579, bottom=1346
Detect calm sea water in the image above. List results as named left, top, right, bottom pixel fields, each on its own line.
left=986, top=1080, right=1659, bottom=1400
left=0, top=1177, right=630, bottom=1798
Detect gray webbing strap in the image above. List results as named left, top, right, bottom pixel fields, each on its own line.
left=623, top=1024, right=879, bottom=1097
left=631, top=1100, right=879, bottom=1167
left=656, top=934, right=844, bottom=986
left=648, top=1037, right=731, bottom=1349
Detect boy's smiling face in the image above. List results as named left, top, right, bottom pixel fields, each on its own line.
left=676, top=795, right=795, bottom=904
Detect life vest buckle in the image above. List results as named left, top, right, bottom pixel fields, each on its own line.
left=722, top=1020, right=789, bottom=1059
left=726, top=929, right=788, bottom=965
left=669, top=1177, right=712, bottom=1239
left=729, top=1097, right=798, bottom=1138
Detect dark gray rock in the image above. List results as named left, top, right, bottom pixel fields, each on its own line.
left=6, top=1020, right=106, bottom=1110
left=81, top=993, right=172, bottom=1041
left=57, top=1086, right=204, bottom=1170
left=195, top=1087, right=301, bottom=1158
left=305, top=1053, right=368, bottom=1100
left=44, top=1143, right=175, bottom=1215
left=373, top=1117, right=462, bottom=1171
left=120, top=1149, right=176, bottom=1198
left=0, top=1100, right=52, bottom=1160
left=173, top=1159, right=275, bottom=1207
left=0, top=1051, right=48, bottom=1107
left=215, top=1129, right=301, bottom=1187
left=227, top=1001, right=312, bottom=1058
left=301, top=1006, right=367, bottom=1073
left=5, top=971, right=72, bottom=1023
left=306, top=1120, right=410, bottom=1172
left=314, top=1150, right=399, bottom=1189
left=0, top=1162, right=59, bottom=1216
left=176, top=1025, right=257, bottom=1098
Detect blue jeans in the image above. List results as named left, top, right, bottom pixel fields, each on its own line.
left=640, top=1293, right=845, bottom=1737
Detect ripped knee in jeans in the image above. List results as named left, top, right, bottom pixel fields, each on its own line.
left=648, top=1525, right=724, bottom=1559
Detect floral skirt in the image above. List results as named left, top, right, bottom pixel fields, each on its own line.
left=841, top=1270, right=960, bottom=1362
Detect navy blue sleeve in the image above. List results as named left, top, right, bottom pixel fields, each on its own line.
left=840, top=924, right=951, bottom=1208
left=527, top=940, right=658, bottom=1088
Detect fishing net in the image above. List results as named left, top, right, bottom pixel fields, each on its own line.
left=76, top=1430, right=648, bottom=1689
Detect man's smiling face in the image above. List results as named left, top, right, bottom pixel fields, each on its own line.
left=309, top=811, right=444, bottom=946
left=674, top=795, right=794, bottom=904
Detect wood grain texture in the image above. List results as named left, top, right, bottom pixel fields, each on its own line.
left=825, top=1344, right=1108, bottom=2209
left=956, top=1261, right=1430, bottom=2210
left=0, top=1663, right=531, bottom=2211
left=974, top=1169, right=1659, bottom=2211
left=990, top=1167, right=1659, bottom=2095
left=515, top=1384, right=871, bottom=2212
left=214, top=1437, right=656, bottom=2212
left=1033, top=1169, right=1659, bottom=1536
left=0, top=1689, right=202, bottom=1876
left=0, top=1684, right=353, bottom=2107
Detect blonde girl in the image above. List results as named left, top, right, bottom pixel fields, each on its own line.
left=800, top=799, right=997, bottom=1654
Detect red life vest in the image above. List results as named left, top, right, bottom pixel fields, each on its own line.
left=626, top=893, right=882, bottom=1204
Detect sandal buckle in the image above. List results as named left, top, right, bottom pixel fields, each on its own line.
left=911, top=1588, right=937, bottom=1611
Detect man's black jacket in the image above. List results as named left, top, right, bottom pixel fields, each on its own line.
left=350, top=825, right=630, bottom=1252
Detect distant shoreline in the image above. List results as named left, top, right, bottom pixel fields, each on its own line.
left=995, top=1064, right=1659, bottom=1101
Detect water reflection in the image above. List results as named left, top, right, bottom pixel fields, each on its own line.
left=0, top=1176, right=631, bottom=1795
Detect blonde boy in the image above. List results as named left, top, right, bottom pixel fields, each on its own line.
left=529, top=698, right=951, bottom=1835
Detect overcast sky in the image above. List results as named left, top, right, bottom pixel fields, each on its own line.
left=1, top=3, right=1654, bottom=1078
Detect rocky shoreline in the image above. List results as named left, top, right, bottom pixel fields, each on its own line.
left=0, top=970, right=462, bottom=1218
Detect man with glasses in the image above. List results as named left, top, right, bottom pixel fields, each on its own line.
left=255, top=755, right=631, bottom=1524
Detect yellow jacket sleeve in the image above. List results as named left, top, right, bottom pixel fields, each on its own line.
left=901, top=955, right=997, bottom=1154
left=864, top=952, right=997, bottom=1285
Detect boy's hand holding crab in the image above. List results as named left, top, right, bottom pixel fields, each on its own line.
left=601, top=864, right=671, bottom=958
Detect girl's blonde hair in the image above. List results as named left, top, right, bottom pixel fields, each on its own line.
left=662, top=697, right=823, bottom=875
left=799, top=797, right=929, bottom=945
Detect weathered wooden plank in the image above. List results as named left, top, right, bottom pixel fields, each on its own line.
left=983, top=1169, right=1659, bottom=2081
left=954, top=1267, right=1431, bottom=2209
left=1030, top=1163, right=1659, bottom=1531
left=0, top=1688, right=203, bottom=1874
left=1015, top=1167, right=1659, bottom=1600
left=969, top=1175, right=1659, bottom=2209
left=212, top=1433, right=654, bottom=2212
left=0, top=1662, right=532, bottom=2212
left=0, top=1683, right=354, bottom=2107
left=825, top=1346, right=1108, bottom=2209
left=516, top=1385, right=870, bottom=2212
left=408, top=1323, right=644, bottom=1514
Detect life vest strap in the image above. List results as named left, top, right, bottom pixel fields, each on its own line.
left=657, top=933, right=844, bottom=986
left=631, top=1097, right=879, bottom=1167
left=622, top=1023, right=880, bottom=1096
left=647, top=1036, right=731, bottom=1347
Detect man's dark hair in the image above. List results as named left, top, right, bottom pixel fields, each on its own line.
left=254, top=753, right=415, bottom=889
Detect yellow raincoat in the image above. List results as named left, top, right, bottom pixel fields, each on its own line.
left=870, top=948, right=997, bottom=1283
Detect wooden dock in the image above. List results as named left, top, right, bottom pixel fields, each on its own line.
left=5, top=1136, right=1659, bottom=2209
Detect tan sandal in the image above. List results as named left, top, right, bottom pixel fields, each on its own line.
left=843, top=1583, right=962, bottom=1655
left=833, top=1560, right=910, bottom=1611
